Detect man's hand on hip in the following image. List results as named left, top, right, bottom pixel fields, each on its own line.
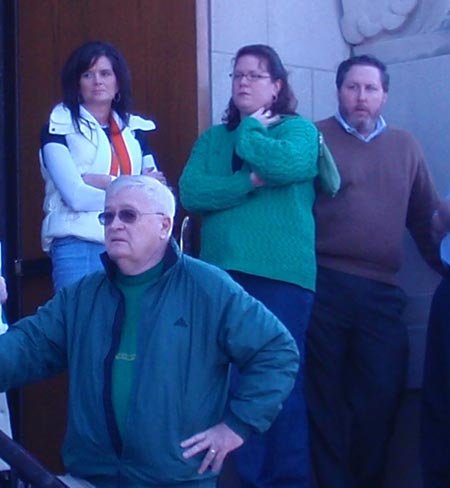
left=181, top=422, right=244, bottom=474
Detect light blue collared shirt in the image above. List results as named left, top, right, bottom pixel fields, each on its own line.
left=441, top=234, right=450, bottom=266
left=335, top=111, right=387, bottom=142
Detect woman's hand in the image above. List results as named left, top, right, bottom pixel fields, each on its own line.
left=0, top=277, right=7, bottom=305
left=81, top=173, right=112, bottom=190
left=431, top=199, right=450, bottom=242
left=250, top=172, right=265, bottom=188
left=142, top=167, right=167, bottom=185
left=250, top=107, right=280, bottom=128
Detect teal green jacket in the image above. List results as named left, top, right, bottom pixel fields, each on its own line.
left=179, top=115, right=319, bottom=291
left=0, top=241, right=299, bottom=487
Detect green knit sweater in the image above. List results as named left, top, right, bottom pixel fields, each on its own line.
left=180, top=115, right=319, bottom=291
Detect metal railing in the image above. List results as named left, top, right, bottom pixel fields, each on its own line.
left=0, top=430, right=67, bottom=487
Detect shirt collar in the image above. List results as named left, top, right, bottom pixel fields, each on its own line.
left=335, top=111, right=386, bottom=142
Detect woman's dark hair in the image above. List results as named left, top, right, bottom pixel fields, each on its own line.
left=61, top=41, right=132, bottom=130
left=336, top=55, right=390, bottom=92
left=223, top=44, right=297, bottom=130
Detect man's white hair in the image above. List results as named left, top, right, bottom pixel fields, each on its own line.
left=106, top=175, right=176, bottom=219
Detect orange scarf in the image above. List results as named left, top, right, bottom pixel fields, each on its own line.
left=109, top=116, right=132, bottom=176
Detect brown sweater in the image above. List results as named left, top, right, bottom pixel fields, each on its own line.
left=314, top=116, right=441, bottom=285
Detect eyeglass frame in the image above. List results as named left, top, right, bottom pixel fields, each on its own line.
left=229, top=72, right=272, bottom=83
left=98, top=208, right=165, bottom=226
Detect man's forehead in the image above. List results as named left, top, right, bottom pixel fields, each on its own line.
left=345, top=65, right=382, bottom=83
left=106, top=186, right=151, bottom=208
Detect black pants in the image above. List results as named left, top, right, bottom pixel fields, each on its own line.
left=305, top=267, right=408, bottom=488
left=421, top=276, right=450, bottom=488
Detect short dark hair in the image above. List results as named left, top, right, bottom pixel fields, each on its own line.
left=61, top=41, right=132, bottom=130
left=223, top=44, right=297, bottom=130
left=336, top=55, right=390, bottom=92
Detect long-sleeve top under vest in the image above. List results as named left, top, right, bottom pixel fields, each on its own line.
left=39, top=103, right=157, bottom=251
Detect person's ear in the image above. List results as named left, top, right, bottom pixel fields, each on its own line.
left=160, top=216, right=173, bottom=240
left=273, top=79, right=282, bottom=99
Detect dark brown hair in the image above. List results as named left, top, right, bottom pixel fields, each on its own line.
left=223, top=44, right=297, bottom=130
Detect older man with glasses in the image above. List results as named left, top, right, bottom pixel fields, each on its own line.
left=0, top=175, right=299, bottom=488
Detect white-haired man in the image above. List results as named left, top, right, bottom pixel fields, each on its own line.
left=0, top=175, right=299, bottom=488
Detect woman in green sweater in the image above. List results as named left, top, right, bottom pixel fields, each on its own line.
left=179, top=44, right=318, bottom=488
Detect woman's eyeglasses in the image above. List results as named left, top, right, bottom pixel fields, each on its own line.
left=98, top=209, right=165, bottom=226
left=229, top=72, right=271, bottom=83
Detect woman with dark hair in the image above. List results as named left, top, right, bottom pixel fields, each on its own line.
left=40, top=41, right=164, bottom=290
left=180, top=44, right=318, bottom=488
